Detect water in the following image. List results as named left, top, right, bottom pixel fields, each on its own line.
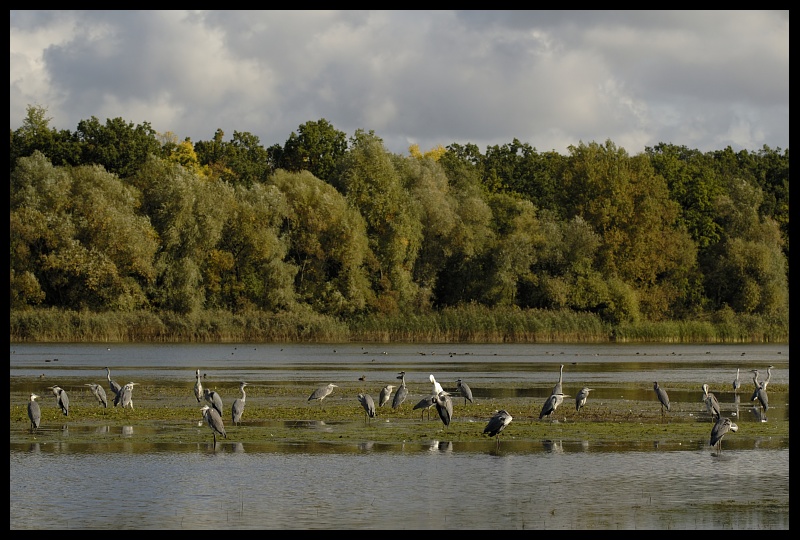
left=10, top=342, right=789, bottom=529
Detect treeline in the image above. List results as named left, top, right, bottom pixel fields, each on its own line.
left=9, top=105, right=789, bottom=342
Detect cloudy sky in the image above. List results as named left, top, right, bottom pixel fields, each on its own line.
left=10, top=10, right=789, bottom=156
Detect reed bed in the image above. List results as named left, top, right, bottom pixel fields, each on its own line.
left=10, top=306, right=787, bottom=343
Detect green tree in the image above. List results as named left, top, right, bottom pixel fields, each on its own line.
left=278, top=119, right=348, bottom=183
left=334, top=130, right=422, bottom=314
left=10, top=104, right=81, bottom=171
left=270, top=170, right=373, bottom=316
left=74, top=116, right=162, bottom=178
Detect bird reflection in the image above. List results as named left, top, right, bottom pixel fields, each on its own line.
left=543, top=439, right=563, bottom=453
left=122, top=425, right=134, bottom=436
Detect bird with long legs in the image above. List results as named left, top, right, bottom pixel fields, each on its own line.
left=308, top=383, right=337, bottom=409
left=456, top=378, right=473, bottom=406
left=552, top=364, right=565, bottom=395
left=200, top=405, right=226, bottom=445
left=539, top=391, right=568, bottom=422
left=105, top=367, right=122, bottom=406
left=484, top=409, right=513, bottom=447
left=204, top=387, right=224, bottom=417
left=575, top=387, right=594, bottom=413
left=732, top=368, right=741, bottom=393
left=413, top=394, right=436, bottom=420
left=710, top=416, right=738, bottom=453
left=49, top=385, right=69, bottom=416
left=118, top=382, right=138, bottom=410
left=231, top=382, right=247, bottom=426
left=433, top=391, right=453, bottom=428
left=392, top=372, right=408, bottom=410
left=702, top=383, right=721, bottom=422
left=752, top=376, right=769, bottom=422
left=194, top=369, right=204, bottom=403
left=357, top=393, right=376, bottom=424
left=86, top=383, right=108, bottom=409
left=27, top=393, right=41, bottom=433
left=378, top=384, right=394, bottom=408
left=653, top=381, right=670, bottom=417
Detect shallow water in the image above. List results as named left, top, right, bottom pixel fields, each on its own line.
left=10, top=342, right=789, bottom=529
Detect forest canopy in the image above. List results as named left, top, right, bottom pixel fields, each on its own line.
left=9, top=105, right=789, bottom=340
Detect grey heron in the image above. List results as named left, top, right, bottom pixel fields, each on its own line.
left=552, top=364, right=565, bottom=395
left=575, top=387, right=594, bottom=412
left=539, top=392, right=568, bottom=421
left=653, top=381, right=670, bottom=416
left=749, top=370, right=761, bottom=401
left=105, top=366, right=122, bottom=404
left=201, top=405, right=227, bottom=444
left=433, top=391, right=453, bottom=427
left=204, top=388, right=224, bottom=417
left=732, top=368, right=741, bottom=393
left=378, top=384, right=395, bottom=407
left=231, top=382, right=247, bottom=426
left=484, top=409, right=513, bottom=447
left=392, top=372, right=408, bottom=410
left=752, top=379, right=769, bottom=422
left=194, top=369, right=203, bottom=403
left=49, top=385, right=69, bottom=416
left=702, top=383, right=721, bottom=421
left=27, top=393, right=41, bottom=433
left=413, top=394, right=436, bottom=420
left=456, top=378, right=474, bottom=405
left=709, top=416, right=738, bottom=453
left=86, top=383, right=108, bottom=408
left=308, top=383, right=337, bottom=408
left=761, top=365, right=774, bottom=390
left=357, top=393, right=376, bottom=424
left=119, top=382, right=138, bottom=410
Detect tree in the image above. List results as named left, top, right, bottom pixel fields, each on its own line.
left=75, top=116, right=162, bottom=178
left=278, top=119, right=348, bottom=183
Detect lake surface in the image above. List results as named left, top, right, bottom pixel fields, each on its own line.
left=10, top=342, right=789, bottom=529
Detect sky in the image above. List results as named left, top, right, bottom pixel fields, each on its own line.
left=10, top=10, right=789, bottom=157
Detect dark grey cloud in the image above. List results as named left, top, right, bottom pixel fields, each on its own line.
left=11, top=10, right=789, bottom=156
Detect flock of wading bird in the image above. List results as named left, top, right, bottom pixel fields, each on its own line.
left=25, top=364, right=774, bottom=452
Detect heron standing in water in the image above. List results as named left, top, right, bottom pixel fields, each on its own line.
left=710, top=416, right=738, bottom=453
left=201, top=405, right=226, bottom=445
left=484, top=409, right=513, bottom=447
left=27, top=393, right=41, bottom=433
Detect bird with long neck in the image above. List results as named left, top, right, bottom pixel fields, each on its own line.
left=194, top=369, right=203, bottom=403
left=552, top=364, right=564, bottom=395
left=733, top=368, right=741, bottom=393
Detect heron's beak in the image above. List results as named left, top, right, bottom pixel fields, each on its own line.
left=730, top=423, right=739, bottom=432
